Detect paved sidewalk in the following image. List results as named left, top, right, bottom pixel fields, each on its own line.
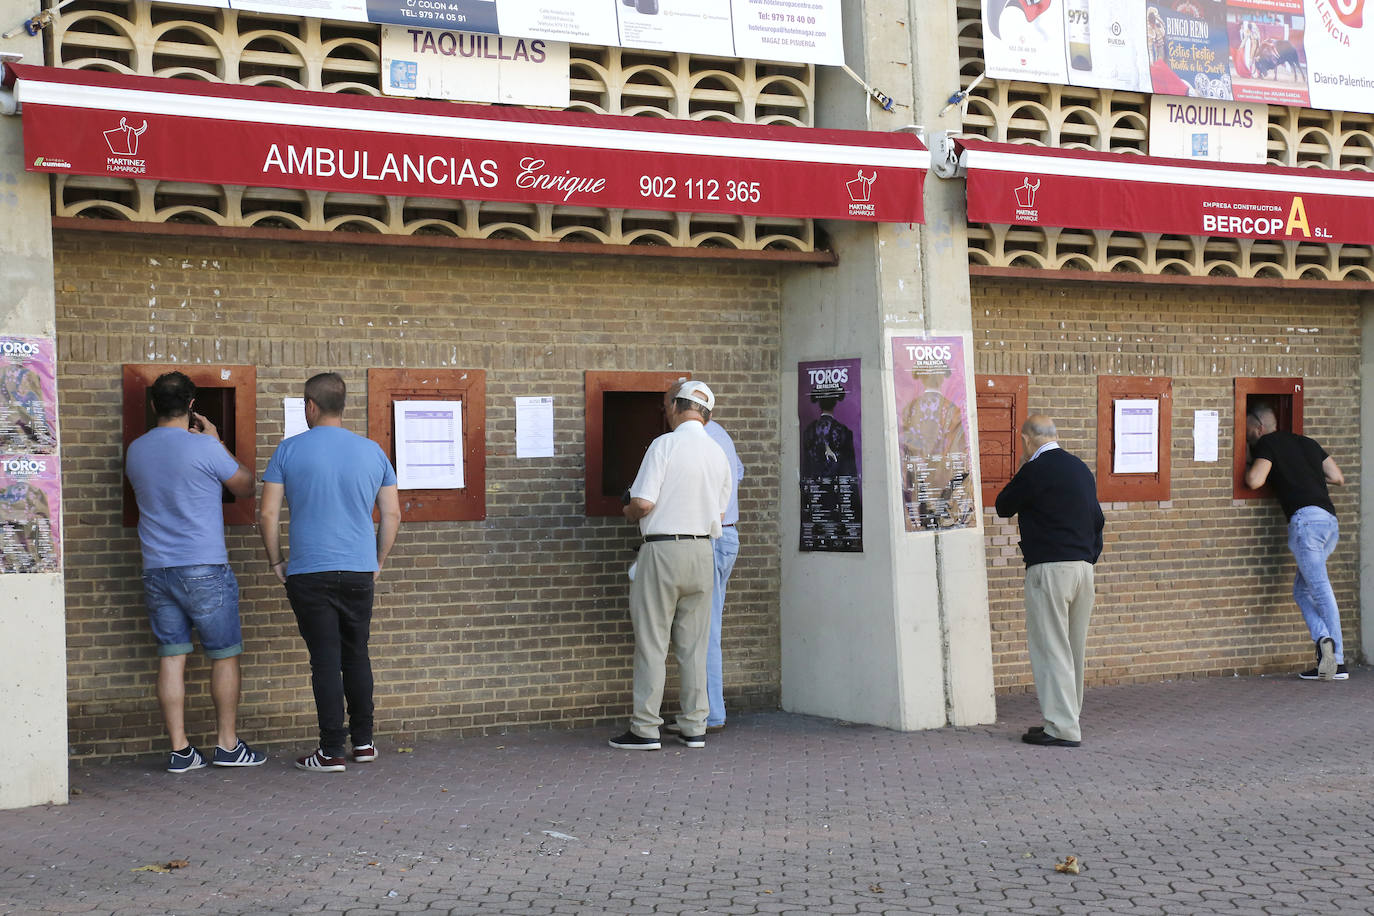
left=3, top=672, right=1372, bottom=915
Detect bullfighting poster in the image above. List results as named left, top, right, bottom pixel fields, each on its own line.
left=0, top=455, right=61, bottom=573
left=1227, top=0, right=1310, bottom=106
left=0, top=336, right=58, bottom=455
left=1148, top=0, right=1234, bottom=99
left=798, top=358, right=862, bottom=552
left=891, top=336, right=975, bottom=534
left=0, top=337, right=61, bottom=573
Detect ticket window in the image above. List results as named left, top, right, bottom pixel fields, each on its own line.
left=366, top=368, right=486, bottom=522
left=1233, top=378, right=1303, bottom=499
left=121, top=365, right=257, bottom=526
left=585, top=370, right=688, bottom=516
left=1096, top=375, right=1173, bottom=502
left=975, top=374, right=1028, bottom=509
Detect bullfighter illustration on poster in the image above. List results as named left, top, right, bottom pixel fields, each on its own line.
left=798, top=358, right=862, bottom=552
left=891, top=336, right=975, bottom=533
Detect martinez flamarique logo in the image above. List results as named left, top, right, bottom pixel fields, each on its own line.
left=847, top=169, right=876, bottom=217
left=1014, top=176, right=1040, bottom=221
left=104, top=116, right=148, bottom=175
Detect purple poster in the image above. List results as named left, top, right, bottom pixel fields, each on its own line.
left=0, top=456, right=61, bottom=573
left=891, top=336, right=975, bottom=533
left=0, top=336, right=58, bottom=455
left=798, top=358, right=862, bottom=552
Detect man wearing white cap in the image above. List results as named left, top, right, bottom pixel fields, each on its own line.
left=610, top=379, right=732, bottom=750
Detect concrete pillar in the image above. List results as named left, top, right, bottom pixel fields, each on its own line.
left=1361, top=294, right=1374, bottom=663
left=0, top=13, right=68, bottom=807
left=778, top=2, right=996, bottom=728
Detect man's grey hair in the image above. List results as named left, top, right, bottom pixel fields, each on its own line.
left=1023, top=416, right=1057, bottom=439
left=668, top=380, right=711, bottom=422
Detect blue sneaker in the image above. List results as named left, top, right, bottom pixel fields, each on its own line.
left=167, top=746, right=207, bottom=773
left=212, top=739, right=267, bottom=767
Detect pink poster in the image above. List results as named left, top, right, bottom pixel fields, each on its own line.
left=891, top=336, right=975, bottom=533
left=0, top=456, right=61, bottom=573
left=0, top=336, right=58, bottom=454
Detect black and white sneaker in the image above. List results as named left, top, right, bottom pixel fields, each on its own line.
left=676, top=732, right=706, bottom=749
left=1317, top=637, right=1338, bottom=681
left=167, top=746, right=207, bottom=774
left=608, top=730, right=661, bottom=751
left=1299, top=664, right=1349, bottom=681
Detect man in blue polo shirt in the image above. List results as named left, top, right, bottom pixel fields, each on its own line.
left=259, top=372, right=401, bottom=773
left=126, top=371, right=264, bottom=773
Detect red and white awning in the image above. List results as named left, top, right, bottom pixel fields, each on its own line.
left=958, top=138, right=1374, bottom=246
left=3, top=63, right=928, bottom=224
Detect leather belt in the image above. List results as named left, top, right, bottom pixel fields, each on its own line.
left=644, top=534, right=710, bottom=542
left=722, top=523, right=736, bottom=527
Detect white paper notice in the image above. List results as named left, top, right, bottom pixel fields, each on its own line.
left=394, top=400, right=464, bottom=490
left=283, top=397, right=308, bottom=440
left=1113, top=399, right=1159, bottom=474
left=516, top=396, right=555, bottom=459
left=1193, top=409, right=1219, bottom=463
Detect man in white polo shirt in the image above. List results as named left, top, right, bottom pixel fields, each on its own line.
left=610, top=379, right=732, bottom=751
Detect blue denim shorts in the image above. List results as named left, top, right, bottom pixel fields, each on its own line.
left=142, top=564, right=243, bottom=659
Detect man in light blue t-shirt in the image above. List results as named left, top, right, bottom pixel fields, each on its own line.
left=125, top=371, right=264, bottom=773
left=259, top=372, right=400, bottom=773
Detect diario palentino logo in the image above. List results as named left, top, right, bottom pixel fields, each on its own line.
left=1329, top=0, right=1365, bottom=28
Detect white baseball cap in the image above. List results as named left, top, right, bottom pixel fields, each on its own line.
left=677, top=380, right=715, bottom=412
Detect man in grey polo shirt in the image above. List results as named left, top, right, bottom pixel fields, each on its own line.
left=610, top=380, right=732, bottom=751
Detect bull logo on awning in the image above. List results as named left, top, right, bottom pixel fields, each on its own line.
left=103, top=117, right=147, bottom=156
left=1014, top=177, right=1040, bottom=208
left=847, top=170, right=876, bottom=203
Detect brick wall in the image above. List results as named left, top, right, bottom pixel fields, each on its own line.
left=56, top=231, right=782, bottom=761
left=974, top=277, right=1362, bottom=691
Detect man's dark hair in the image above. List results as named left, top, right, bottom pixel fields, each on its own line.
left=304, top=372, right=347, bottom=416
left=150, top=371, right=196, bottom=419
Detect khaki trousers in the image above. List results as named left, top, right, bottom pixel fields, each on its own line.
left=1024, top=560, right=1095, bottom=742
left=628, top=539, right=713, bottom=738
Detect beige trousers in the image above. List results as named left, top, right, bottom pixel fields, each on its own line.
left=1024, top=560, right=1095, bottom=742
left=628, top=539, right=713, bottom=739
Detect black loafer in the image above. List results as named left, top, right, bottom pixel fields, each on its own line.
left=1021, top=730, right=1080, bottom=748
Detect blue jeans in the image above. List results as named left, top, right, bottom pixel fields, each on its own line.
left=708, top=526, right=740, bottom=727
left=1288, top=506, right=1343, bottom=663
left=285, top=571, right=376, bottom=757
left=142, top=564, right=242, bottom=659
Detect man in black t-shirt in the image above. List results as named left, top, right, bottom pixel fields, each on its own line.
left=1245, top=406, right=1348, bottom=681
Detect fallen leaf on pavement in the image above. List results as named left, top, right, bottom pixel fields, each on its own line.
left=1054, top=855, right=1081, bottom=875
left=132, top=860, right=190, bottom=873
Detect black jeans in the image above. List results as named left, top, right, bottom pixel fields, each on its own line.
left=285, top=571, right=375, bottom=757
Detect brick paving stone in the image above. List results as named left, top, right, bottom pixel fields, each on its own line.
left=3, top=675, right=1374, bottom=914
